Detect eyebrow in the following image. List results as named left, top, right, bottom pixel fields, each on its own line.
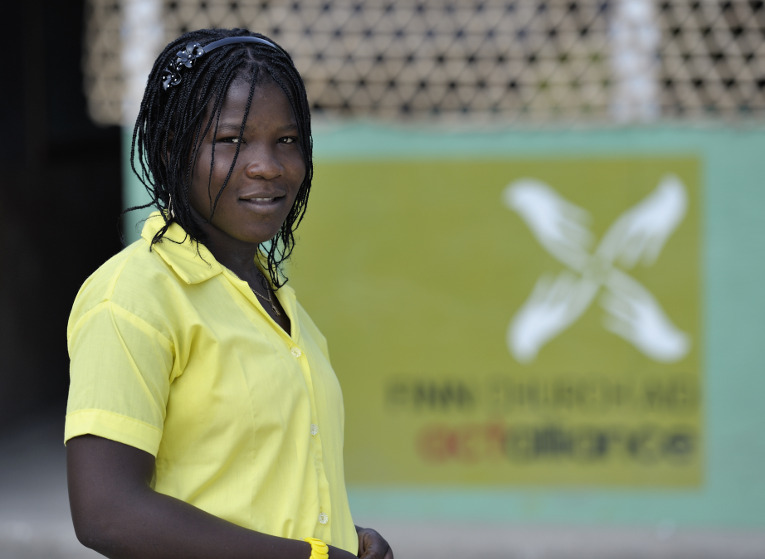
left=214, top=121, right=299, bottom=134
left=213, top=122, right=245, bottom=134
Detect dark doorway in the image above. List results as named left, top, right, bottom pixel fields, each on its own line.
left=0, top=0, right=123, bottom=428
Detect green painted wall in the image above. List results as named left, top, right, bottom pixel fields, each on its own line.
left=122, top=124, right=765, bottom=528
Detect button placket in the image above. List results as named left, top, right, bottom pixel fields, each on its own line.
left=290, top=339, right=327, bottom=530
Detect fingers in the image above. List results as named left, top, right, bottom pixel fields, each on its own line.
left=359, top=545, right=392, bottom=559
left=360, top=546, right=392, bottom=559
left=356, top=527, right=393, bottom=559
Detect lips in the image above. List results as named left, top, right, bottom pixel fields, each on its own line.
left=239, top=193, right=284, bottom=205
left=244, top=197, right=277, bottom=202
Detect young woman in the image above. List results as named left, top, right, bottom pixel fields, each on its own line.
left=65, top=28, right=393, bottom=559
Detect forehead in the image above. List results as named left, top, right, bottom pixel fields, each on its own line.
left=212, top=77, right=296, bottom=123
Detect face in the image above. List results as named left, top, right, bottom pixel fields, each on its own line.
left=189, top=78, right=306, bottom=256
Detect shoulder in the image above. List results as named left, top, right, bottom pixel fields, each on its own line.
left=77, top=238, right=181, bottom=297
left=68, top=238, right=188, bottom=337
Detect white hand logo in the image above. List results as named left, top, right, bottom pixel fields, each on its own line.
left=510, top=272, right=599, bottom=363
left=601, top=270, right=690, bottom=362
left=597, top=174, right=688, bottom=268
left=503, top=175, right=691, bottom=363
left=503, top=179, right=593, bottom=271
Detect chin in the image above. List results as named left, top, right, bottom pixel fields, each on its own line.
left=244, top=230, right=281, bottom=246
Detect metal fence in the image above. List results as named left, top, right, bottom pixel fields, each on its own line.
left=84, top=0, right=765, bottom=125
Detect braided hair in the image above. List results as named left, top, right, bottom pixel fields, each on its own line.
left=130, top=28, right=313, bottom=288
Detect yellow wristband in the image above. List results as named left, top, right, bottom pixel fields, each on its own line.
left=304, top=537, right=329, bottom=559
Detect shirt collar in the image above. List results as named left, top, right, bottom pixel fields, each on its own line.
left=141, top=212, right=223, bottom=285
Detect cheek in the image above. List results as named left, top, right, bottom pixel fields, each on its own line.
left=189, top=168, right=221, bottom=217
left=192, top=152, right=228, bottom=197
left=291, top=155, right=308, bottom=188
left=291, top=168, right=307, bottom=205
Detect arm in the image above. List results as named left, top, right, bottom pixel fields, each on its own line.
left=67, top=435, right=357, bottom=559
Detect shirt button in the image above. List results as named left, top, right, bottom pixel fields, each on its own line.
left=318, top=512, right=329, bottom=525
left=291, top=347, right=302, bottom=358
left=310, top=424, right=319, bottom=436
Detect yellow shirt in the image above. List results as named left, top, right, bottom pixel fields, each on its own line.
left=65, top=213, right=357, bottom=552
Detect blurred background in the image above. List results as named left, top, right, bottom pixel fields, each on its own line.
left=2, top=0, right=764, bottom=557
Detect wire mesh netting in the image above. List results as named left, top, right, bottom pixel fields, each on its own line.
left=84, top=0, right=765, bottom=125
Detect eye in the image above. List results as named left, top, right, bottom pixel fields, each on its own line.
left=279, top=136, right=298, bottom=145
left=217, top=136, right=243, bottom=144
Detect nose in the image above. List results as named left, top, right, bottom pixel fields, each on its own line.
left=243, top=143, right=283, bottom=180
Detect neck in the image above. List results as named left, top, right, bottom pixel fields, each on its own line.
left=212, top=243, right=265, bottom=284
left=193, top=230, right=260, bottom=282
left=190, top=209, right=266, bottom=283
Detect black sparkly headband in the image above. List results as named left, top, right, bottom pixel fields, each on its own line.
left=161, top=36, right=278, bottom=91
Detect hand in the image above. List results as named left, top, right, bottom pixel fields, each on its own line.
left=596, top=174, right=687, bottom=268
left=508, top=271, right=599, bottom=362
left=601, top=269, right=690, bottom=362
left=356, top=526, right=393, bottom=559
left=503, top=178, right=593, bottom=271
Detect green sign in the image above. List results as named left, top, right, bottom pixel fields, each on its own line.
left=293, top=157, right=701, bottom=486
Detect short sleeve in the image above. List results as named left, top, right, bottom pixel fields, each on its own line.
left=65, top=301, right=174, bottom=456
